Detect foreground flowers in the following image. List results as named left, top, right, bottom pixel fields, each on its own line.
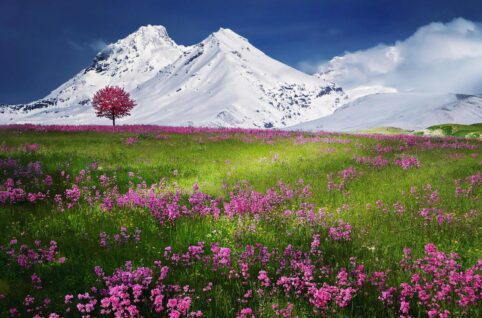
left=3, top=238, right=480, bottom=317
left=0, top=125, right=480, bottom=317
left=1, top=168, right=480, bottom=317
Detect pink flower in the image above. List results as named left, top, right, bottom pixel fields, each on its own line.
left=395, top=155, right=421, bottom=170
left=257, top=270, right=271, bottom=287
left=329, top=220, right=352, bottom=241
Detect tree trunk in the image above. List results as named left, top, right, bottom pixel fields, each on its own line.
left=112, top=117, right=116, bottom=126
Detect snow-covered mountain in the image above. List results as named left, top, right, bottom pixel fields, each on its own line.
left=1, top=25, right=186, bottom=121
left=0, top=26, right=346, bottom=128
left=125, top=28, right=348, bottom=128
left=290, top=92, right=482, bottom=132
left=2, top=24, right=481, bottom=130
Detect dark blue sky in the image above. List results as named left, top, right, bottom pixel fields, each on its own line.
left=2, top=0, right=482, bottom=104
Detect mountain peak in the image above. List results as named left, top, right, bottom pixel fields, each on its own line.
left=210, top=27, right=248, bottom=43
left=132, top=24, right=170, bottom=39
left=112, top=24, right=176, bottom=50
left=82, top=23, right=182, bottom=76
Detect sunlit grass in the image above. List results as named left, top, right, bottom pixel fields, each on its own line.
left=0, top=128, right=480, bottom=317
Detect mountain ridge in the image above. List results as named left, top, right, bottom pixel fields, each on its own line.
left=0, top=25, right=345, bottom=128
left=2, top=25, right=481, bottom=131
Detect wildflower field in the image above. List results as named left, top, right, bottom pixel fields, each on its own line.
left=0, top=125, right=480, bottom=318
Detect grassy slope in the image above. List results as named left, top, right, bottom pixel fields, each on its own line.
left=0, top=129, right=480, bottom=317
left=424, top=123, right=482, bottom=138
left=355, top=123, right=482, bottom=138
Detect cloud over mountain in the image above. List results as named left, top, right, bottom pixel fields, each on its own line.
left=317, top=18, right=482, bottom=94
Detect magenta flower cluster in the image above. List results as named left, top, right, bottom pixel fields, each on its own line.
left=2, top=239, right=64, bottom=269
left=395, top=155, right=421, bottom=170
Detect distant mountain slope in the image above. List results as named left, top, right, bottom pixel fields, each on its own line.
left=0, top=26, right=345, bottom=128
left=290, top=92, right=482, bottom=132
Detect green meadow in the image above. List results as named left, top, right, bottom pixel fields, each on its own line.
left=0, top=127, right=480, bottom=317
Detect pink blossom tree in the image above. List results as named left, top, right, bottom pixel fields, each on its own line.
left=92, top=86, right=136, bottom=126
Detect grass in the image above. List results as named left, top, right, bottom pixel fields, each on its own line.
left=354, top=127, right=413, bottom=135
left=0, top=127, right=480, bottom=317
left=356, top=123, right=482, bottom=138
left=423, top=123, right=482, bottom=138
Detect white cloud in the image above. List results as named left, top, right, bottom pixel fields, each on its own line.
left=67, top=38, right=107, bottom=52
left=88, top=39, right=107, bottom=52
left=316, top=18, right=482, bottom=94
left=297, top=59, right=325, bottom=74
